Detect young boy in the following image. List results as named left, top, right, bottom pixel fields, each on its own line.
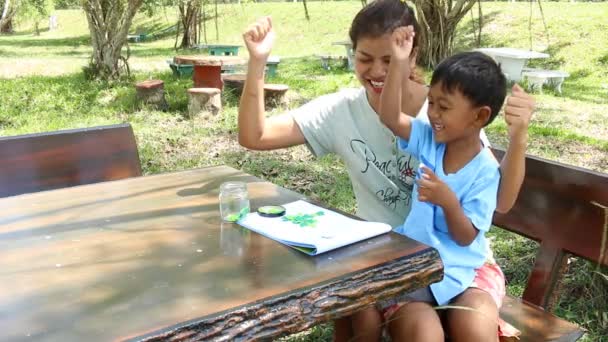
left=377, top=26, right=507, bottom=341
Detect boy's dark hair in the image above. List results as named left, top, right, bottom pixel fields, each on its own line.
left=430, top=51, right=507, bottom=127
left=349, top=0, right=420, bottom=52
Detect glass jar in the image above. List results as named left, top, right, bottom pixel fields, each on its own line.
left=219, top=181, right=250, bottom=222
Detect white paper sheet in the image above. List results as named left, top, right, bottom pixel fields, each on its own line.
left=238, top=200, right=392, bottom=255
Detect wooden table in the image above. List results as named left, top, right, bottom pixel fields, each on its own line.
left=475, top=47, right=549, bottom=82
left=332, top=40, right=354, bottom=70
left=173, top=55, right=246, bottom=90
left=0, top=166, right=443, bottom=341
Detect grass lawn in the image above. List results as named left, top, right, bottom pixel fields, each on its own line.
left=1, top=1, right=607, bottom=340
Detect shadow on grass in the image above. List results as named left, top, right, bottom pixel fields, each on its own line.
left=128, top=46, right=180, bottom=58
left=453, top=10, right=502, bottom=52
left=552, top=72, right=607, bottom=104
left=0, top=69, right=197, bottom=131
left=0, top=35, right=91, bottom=48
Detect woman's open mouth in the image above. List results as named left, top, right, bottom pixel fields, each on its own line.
left=368, top=80, right=384, bottom=94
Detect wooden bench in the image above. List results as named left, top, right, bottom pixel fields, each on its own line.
left=166, top=59, right=194, bottom=77
left=266, top=56, right=281, bottom=77
left=522, top=69, right=570, bottom=94
left=491, top=148, right=608, bottom=341
left=127, top=33, right=147, bottom=43
left=0, top=124, right=142, bottom=198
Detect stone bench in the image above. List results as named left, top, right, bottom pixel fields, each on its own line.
left=317, top=55, right=347, bottom=71
left=522, top=69, right=570, bottom=94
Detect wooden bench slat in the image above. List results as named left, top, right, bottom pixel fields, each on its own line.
left=522, top=243, right=568, bottom=309
left=488, top=147, right=608, bottom=341
left=0, top=124, right=142, bottom=198
left=499, top=296, right=585, bottom=342
left=492, top=148, right=608, bottom=266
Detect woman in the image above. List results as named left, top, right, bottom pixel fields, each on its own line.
left=238, top=0, right=533, bottom=340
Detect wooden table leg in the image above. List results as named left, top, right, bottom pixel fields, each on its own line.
left=193, top=64, right=223, bottom=90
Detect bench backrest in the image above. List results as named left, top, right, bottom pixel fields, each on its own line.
left=0, top=124, right=142, bottom=198
left=492, top=148, right=608, bottom=310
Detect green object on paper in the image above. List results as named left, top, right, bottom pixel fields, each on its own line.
left=281, top=211, right=325, bottom=227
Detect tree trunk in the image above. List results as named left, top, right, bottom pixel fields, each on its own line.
left=82, top=0, right=143, bottom=80
left=302, top=0, right=309, bottom=21
left=413, top=0, right=476, bottom=67
left=179, top=0, right=200, bottom=49
left=0, top=0, right=15, bottom=34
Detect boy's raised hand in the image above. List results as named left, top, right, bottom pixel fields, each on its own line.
left=504, top=84, right=535, bottom=144
left=417, top=166, right=455, bottom=208
left=243, top=16, right=275, bottom=61
left=390, top=26, right=415, bottom=62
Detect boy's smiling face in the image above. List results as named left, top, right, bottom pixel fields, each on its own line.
left=427, top=81, right=489, bottom=144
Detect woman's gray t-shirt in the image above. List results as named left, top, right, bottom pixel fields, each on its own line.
left=290, top=88, right=425, bottom=228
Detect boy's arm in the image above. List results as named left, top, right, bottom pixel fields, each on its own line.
left=417, top=166, right=479, bottom=246
left=495, top=84, right=535, bottom=213
left=418, top=165, right=500, bottom=246
left=379, top=26, right=415, bottom=141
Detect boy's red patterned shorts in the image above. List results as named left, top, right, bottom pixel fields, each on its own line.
left=382, top=262, right=520, bottom=338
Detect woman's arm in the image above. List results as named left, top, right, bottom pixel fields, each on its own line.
left=496, top=84, right=535, bottom=213
left=238, top=17, right=306, bottom=151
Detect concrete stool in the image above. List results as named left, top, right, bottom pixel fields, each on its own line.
left=264, top=84, right=289, bottom=108
left=522, top=69, right=570, bottom=94
left=222, top=74, right=246, bottom=97
left=135, top=80, right=167, bottom=111
left=187, top=87, right=221, bottom=119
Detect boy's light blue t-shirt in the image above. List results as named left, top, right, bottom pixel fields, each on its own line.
left=394, top=118, right=500, bottom=305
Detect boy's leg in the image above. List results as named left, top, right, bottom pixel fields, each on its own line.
left=446, top=288, right=499, bottom=342
left=350, top=306, right=383, bottom=342
left=388, top=302, right=444, bottom=342
left=332, top=317, right=352, bottom=342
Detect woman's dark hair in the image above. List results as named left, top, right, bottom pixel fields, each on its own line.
left=349, top=0, right=420, bottom=52
left=349, top=0, right=422, bottom=83
left=431, top=51, right=507, bottom=127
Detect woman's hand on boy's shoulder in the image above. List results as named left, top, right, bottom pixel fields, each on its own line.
left=243, top=16, right=275, bottom=61
left=504, top=84, right=535, bottom=145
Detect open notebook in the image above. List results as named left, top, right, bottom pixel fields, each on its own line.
left=237, top=200, right=392, bottom=255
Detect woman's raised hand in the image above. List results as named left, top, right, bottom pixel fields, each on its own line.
left=243, top=16, right=275, bottom=61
